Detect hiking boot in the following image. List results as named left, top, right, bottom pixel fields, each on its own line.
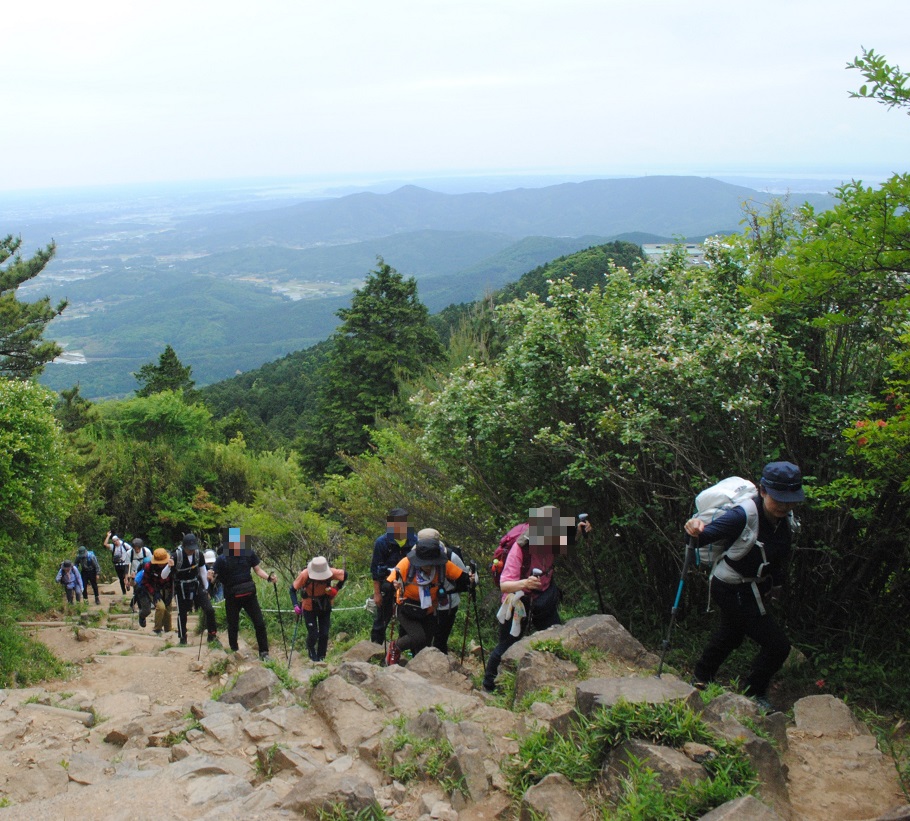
left=482, top=679, right=497, bottom=693
left=179, top=638, right=188, bottom=646
left=259, top=652, right=270, bottom=662
left=95, top=598, right=101, bottom=605
left=690, top=677, right=708, bottom=691
left=154, top=629, right=163, bottom=635
left=207, top=633, right=220, bottom=646
left=138, top=615, right=146, bottom=627
left=385, top=640, right=401, bottom=667
left=752, top=694, right=776, bottom=713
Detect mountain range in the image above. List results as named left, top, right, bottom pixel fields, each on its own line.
left=31, top=176, right=833, bottom=399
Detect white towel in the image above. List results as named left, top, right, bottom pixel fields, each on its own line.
left=496, top=592, right=527, bottom=637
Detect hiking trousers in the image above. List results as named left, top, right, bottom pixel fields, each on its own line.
left=432, top=606, right=458, bottom=655
left=694, top=579, right=790, bottom=697
left=304, top=608, right=331, bottom=661
left=82, top=572, right=99, bottom=602
left=64, top=587, right=83, bottom=604
left=113, top=562, right=129, bottom=594
left=224, top=592, right=269, bottom=654
left=394, top=610, right=438, bottom=657
left=176, top=586, right=217, bottom=642
left=483, top=606, right=562, bottom=690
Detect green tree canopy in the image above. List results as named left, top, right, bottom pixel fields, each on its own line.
left=133, top=344, right=195, bottom=397
left=0, top=235, right=66, bottom=378
left=309, top=258, right=443, bottom=473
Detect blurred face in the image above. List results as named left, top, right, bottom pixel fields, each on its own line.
left=388, top=519, right=409, bottom=539
left=760, top=489, right=800, bottom=520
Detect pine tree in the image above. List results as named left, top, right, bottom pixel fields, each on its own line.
left=0, top=235, right=66, bottom=378
left=133, top=344, right=195, bottom=397
left=310, top=259, right=442, bottom=472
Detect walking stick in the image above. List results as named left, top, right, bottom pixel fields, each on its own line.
left=288, top=611, right=301, bottom=667
left=468, top=560, right=486, bottom=668
left=578, top=513, right=608, bottom=614
left=657, top=536, right=694, bottom=678
left=197, top=609, right=206, bottom=661
left=272, top=579, right=289, bottom=663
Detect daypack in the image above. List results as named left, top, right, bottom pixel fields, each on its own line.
left=491, top=523, right=529, bottom=589
left=76, top=551, right=99, bottom=575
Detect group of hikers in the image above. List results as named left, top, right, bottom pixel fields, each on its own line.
left=57, top=459, right=804, bottom=711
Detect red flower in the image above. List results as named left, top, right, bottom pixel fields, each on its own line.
left=857, top=437, right=869, bottom=447
left=816, top=679, right=825, bottom=688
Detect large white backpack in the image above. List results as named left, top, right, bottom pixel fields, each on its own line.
left=691, top=477, right=774, bottom=613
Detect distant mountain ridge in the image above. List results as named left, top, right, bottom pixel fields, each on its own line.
left=174, top=176, right=833, bottom=252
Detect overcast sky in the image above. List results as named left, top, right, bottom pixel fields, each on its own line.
left=2, top=0, right=908, bottom=192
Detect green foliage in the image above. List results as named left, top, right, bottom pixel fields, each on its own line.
left=309, top=259, right=443, bottom=473
left=529, top=638, right=589, bottom=676
left=0, top=379, right=80, bottom=604
left=848, top=47, right=910, bottom=113
left=134, top=344, right=196, bottom=398
left=0, top=234, right=66, bottom=378
left=0, top=620, right=72, bottom=687
left=317, top=803, right=388, bottom=821
left=506, top=700, right=757, bottom=819
left=262, top=659, right=301, bottom=691
left=378, top=715, right=461, bottom=789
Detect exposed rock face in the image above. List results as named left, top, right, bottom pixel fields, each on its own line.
left=0, top=607, right=903, bottom=821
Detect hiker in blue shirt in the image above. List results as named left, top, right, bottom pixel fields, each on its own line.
left=56, top=560, right=84, bottom=605
left=369, top=508, right=417, bottom=644
left=74, top=546, right=102, bottom=605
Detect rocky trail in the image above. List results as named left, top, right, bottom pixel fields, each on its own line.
left=0, top=579, right=907, bottom=820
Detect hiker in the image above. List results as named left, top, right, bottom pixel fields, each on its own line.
left=127, top=537, right=152, bottom=611
left=370, top=507, right=417, bottom=644
left=416, top=528, right=467, bottom=655
left=104, top=531, right=132, bottom=594
left=385, top=535, right=476, bottom=666
left=204, top=549, right=224, bottom=603
left=135, top=548, right=174, bottom=633
left=482, top=506, right=591, bottom=692
left=56, top=560, right=84, bottom=604
left=74, top=545, right=102, bottom=605
left=684, top=461, right=804, bottom=711
left=172, top=533, right=219, bottom=646
left=289, top=556, right=347, bottom=662
left=212, top=528, right=276, bottom=660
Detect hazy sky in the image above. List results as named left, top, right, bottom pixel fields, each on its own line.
left=3, top=0, right=908, bottom=192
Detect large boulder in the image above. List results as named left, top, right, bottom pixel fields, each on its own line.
left=698, top=795, right=787, bottom=819
left=521, top=772, right=590, bottom=821
left=218, top=666, right=282, bottom=710
left=603, top=739, right=708, bottom=797
left=310, top=674, right=385, bottom=750
left=281, top=771, right=378, bottom=816
left=575, top=674, right=700, bottom=718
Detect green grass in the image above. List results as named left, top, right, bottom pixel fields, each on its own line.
left=316, top=804, right=388, bottom=821
left=529, top=638, right=590, bottom=676
left=505, top=699, right=758, bottom=819
left=377, top=715, right=466, bottom=795
left=0, top=621, right=72, bottom=686
left=263, top=659, right=302, bottom=691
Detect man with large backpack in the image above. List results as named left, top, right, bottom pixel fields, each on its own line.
left=74, top=546, right=101, bottom=605
left=684, top=461, right=805, bottom=712
left=369, top=508, right=417, bottom=645
left=135, top=548, right=174, bottom=633
left=172, top=533, right=219, bottom=646
left=482, top=505, right=590, bottom=693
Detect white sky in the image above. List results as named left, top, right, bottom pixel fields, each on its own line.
left=2, top=0, right=908, bottom=191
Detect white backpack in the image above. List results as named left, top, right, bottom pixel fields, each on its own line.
left=691, top=477, right=771, bottom=614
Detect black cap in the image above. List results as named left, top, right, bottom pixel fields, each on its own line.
left=182, top=533, right=198, bottom=549
left=410, top=538, right=444, bottom=567
left=387, top=508, right=409, bottom=522
left=760, top=462, right=805, bottom=503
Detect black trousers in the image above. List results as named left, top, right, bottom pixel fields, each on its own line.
left=371, top=588, right=395, bottom=644
left=82, top=572, right=99, bottom=602
left=483, top=603, right=562, bottom=689
left=694, top=580, right=791, bottom=697
left=114, top=563, right=129, bottom=593
left=175, top=585, right=217, bottom=642
left=304, top=608, right=331, bottom=661
left=431, top=606, right=458, bottom=655
left=224, top=592, right=269, bottom=653
left=395, top=609, right=438, bottom=656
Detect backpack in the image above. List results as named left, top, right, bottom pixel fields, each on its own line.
left=690, top=477, right=759, bottom=572
left=490, top=523, right=529, bottom=588
left=76, top=551, right=98, bottom=574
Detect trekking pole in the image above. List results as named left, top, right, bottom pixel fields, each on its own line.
left=459, top=581, right=472, bottom=664
left=657, top=536, right=694, bottom=678
left=288, top=611, right=301, bottom=667
left=197, top=609, right=206, bottom=661
left=468, top=560, right=486, bottom=668
left=578, top=513, right=608, bottom=614
left=272, top=579, right=289, bottom=663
